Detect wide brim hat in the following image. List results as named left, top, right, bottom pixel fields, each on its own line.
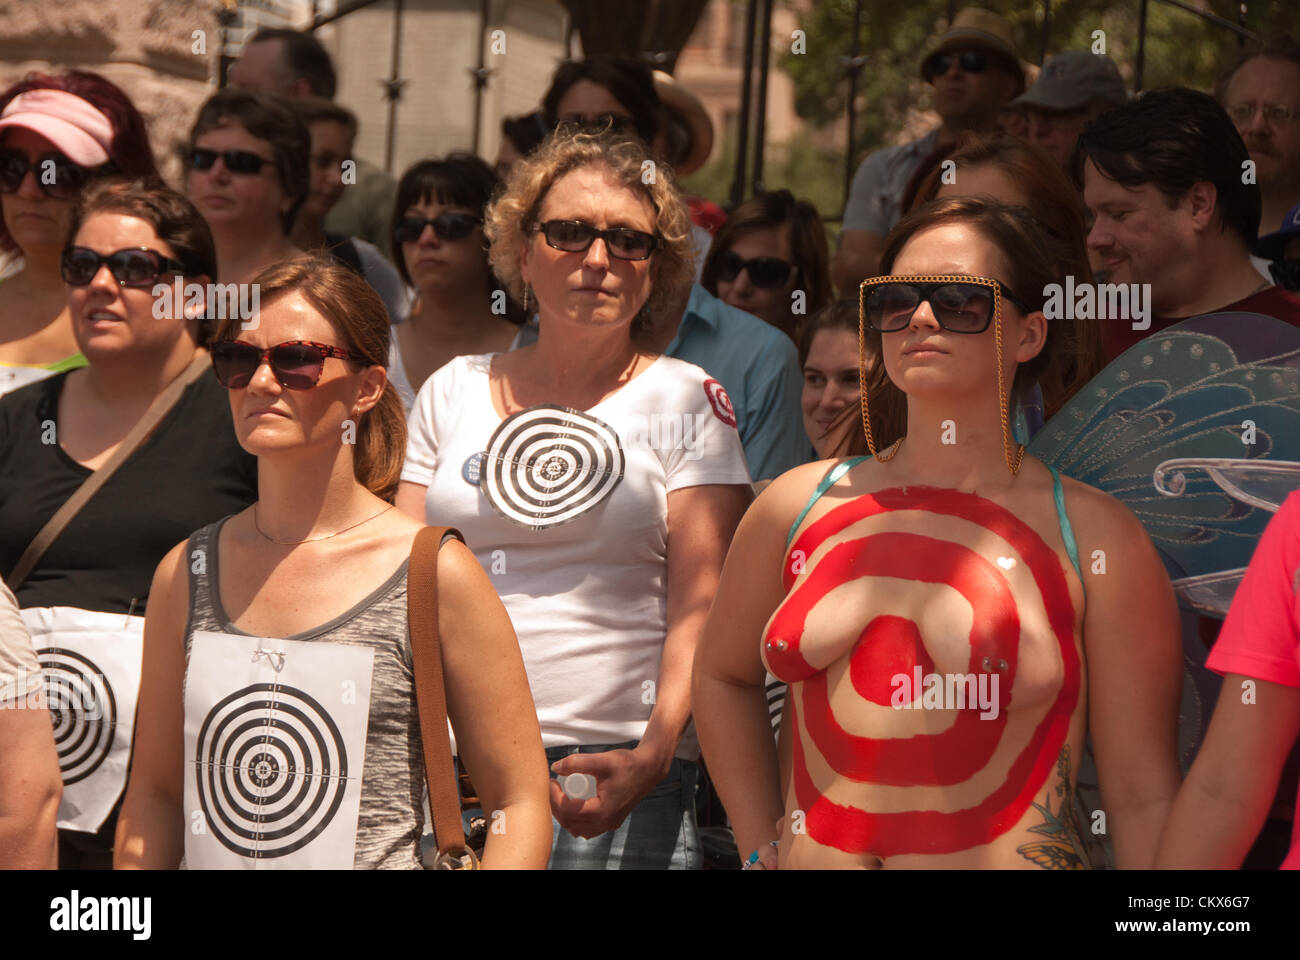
left=0, top=89, right=113, bottom=166
left=921, top=7, right=1026, bottom=98
left=653, top=71, right=713, bottom=177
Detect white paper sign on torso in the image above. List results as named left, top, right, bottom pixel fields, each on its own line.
left=21, top=606, right=145, bottom=833
left=184, top=631, right=374, bottom=869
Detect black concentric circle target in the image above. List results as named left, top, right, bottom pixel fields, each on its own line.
left=39, top=649, right=116, bottom=786
left=480, top=405, right=625, bottom=529
left=195, top=683, right=350, bottom=859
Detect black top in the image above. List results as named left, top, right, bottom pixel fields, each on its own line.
left=0, top=368, right=258, bottom=614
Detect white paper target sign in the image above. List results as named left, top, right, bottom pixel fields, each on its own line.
left=21, top=607, right=145, bottom=833
left=184, top=632, right=374, bottom=869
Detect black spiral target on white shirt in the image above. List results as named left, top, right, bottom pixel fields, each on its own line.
left=480, top=405, right=625, bottom=529
left=195, top=683, right=349, bottom=859
left=40, top=649, right=116, bottom=786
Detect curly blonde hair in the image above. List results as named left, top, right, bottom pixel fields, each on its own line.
left=484, top=129, right=696, bottom=338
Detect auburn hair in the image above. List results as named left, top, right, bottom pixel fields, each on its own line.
left=214, top=256, right=406, bottom=502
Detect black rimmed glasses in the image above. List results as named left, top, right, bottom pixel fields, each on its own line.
left=61, top=246, right=188, bottom=288
left=859, top=275, right=1030, bottom=334
left=211, top=340, right=362, bottom=390
left=394, top=212, right=482, bottom=244
left=533, top=219, right=659, bottom=261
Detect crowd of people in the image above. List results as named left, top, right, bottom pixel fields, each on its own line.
left=1, top=5, right=1299, bottom=871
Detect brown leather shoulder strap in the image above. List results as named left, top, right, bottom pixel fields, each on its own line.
left=7, top=351, right=211, bottom=590
left=407, top=525, right=473, bottom=865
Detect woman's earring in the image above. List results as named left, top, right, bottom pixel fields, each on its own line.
left=522, top=286, right=530, bottom=313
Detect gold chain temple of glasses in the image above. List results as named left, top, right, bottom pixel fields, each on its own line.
left=857, top=275, right=1025, bottom=476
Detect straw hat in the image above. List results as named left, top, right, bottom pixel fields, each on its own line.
left=653, top=71, right=713, bottom=176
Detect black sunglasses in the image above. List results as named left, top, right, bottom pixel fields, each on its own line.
left=1270, top=260, right=1300, bottom=292
left=0, top=150, right=105, bottom=201
left=533, top=219, right=659, bottom=261
left=184, top=147, right=274, bottom=176
left=860, top=275, right=1030, bottom=334
left=716, top=250, right=796, bottom=289
left=61, top=246, right=188, bottom=288
left=924, top=49, right=991, bottom=82
left=394, top=212, right=482, bottom=244
left=211, top=339, right=362, bottom=391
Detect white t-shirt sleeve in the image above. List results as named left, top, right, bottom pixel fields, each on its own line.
left=400, top=359, right=448, bottom=488
left=661, top=364, right=753, bottom=492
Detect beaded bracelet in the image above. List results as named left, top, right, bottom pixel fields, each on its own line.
left=741, top=840, right=780, bottom=870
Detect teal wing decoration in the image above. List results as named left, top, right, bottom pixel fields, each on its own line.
left=1030, top=312, right=1300, bottom=868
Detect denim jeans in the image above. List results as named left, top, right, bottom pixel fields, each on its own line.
left=546, top=740, right=701, bottom=870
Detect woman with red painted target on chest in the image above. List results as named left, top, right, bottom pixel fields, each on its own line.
left=694, top=196, right=1184, bottom=869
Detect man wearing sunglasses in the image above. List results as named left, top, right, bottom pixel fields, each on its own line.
left=831, top=7, right=1024, bottom=297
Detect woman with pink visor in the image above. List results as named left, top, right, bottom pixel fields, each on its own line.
left=0, top=72, right=157, bottom=397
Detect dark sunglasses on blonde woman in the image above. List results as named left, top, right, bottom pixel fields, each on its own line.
left=533, top=219, right=659, bottom=261
left=211, top=340, right=361, bottom=390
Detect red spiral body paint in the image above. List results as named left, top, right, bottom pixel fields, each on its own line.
left=767, top=486, right=1079, bottom=857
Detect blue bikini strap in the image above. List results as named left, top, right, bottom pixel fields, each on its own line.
left=1049, top=464, right=1083, bottom=584
left=787, top=455, right=873, bottom=549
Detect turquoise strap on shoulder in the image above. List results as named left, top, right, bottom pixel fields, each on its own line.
left=787, top=455, right=872, bottom=548
left=1049, top=464, right=1083, bottom=583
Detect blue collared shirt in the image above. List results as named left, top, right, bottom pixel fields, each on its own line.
left=665, top=285, right=808, bottom=481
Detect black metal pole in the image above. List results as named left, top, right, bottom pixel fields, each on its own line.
left=472, top=0, right=489, bottom=156
left=384, top=0, right=405, bottom=173
left=751, top=0, right=774, bottom=195
left=1135, top=0, right=1148, bottom=92
left=728, top=0, right=759, bottom=208
left=843, top=0, right=865, bottom=210
left=1040, top=0, right=1051, bottom=64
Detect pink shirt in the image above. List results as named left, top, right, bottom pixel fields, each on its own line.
left=1206, top=491, right=1300, bottom=868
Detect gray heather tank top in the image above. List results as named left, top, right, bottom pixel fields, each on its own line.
left=182, top=517, right=425, bottom=869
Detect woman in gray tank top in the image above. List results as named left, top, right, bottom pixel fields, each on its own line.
left=115, top=257, right=551, bottom=869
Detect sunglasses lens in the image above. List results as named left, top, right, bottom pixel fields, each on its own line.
left=396, top=217, right=425, bottom=243
left=0, top=152, right=24, bottom=191
left=270, top=343, right=325, bottom=389
left=226, top=151, right=264, bottom=175
left=747, top=258, right=792, bottom=288
left=717, top=251, right=744, bottom=282
left=960, top=51, right=989, bottom=73
left=933, top=283, right=993, bottom=332
left=212, top=342, right=258, bottom=389
left=61, top=248, right=99, bottom=286
left=544, top=221, right=594, bottom=251
left=606, top=229, right=654, bottom=260
left=435, top=215, right=477, bottom=240
left=188, top=148, right=216, bottom=171
left=114, top=251, right=161, bottom=286
left=868, top=284, right=920, bottom=331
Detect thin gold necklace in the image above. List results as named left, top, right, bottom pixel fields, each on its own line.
left=253, top=503, right=393, bottom=545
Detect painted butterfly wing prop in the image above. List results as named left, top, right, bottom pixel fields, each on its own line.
left=1028, top=312, right=1300, bottom=867
left=1028, top=312, right=1300, bottom=582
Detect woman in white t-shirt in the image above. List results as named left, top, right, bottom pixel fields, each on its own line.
left=395, top=129, right=753, bottom=869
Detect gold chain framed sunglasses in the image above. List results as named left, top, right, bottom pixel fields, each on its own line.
left=857, top=274, right=1027, bottom=475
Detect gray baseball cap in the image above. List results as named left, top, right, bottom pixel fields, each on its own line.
left=1015, top=51, right=1126, bottom=111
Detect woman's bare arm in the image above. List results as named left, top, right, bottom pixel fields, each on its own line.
left=1156, top=675, right=1300, bottom=868
left=436, top=538, right=552, bottom=868
left=693, top=468, right=814, bottom=868
left=114, top=540, right=190, bottom=869
left=1080, top=493, right=1183, bottom=869
left=395, top=481, right=427, bottom=522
